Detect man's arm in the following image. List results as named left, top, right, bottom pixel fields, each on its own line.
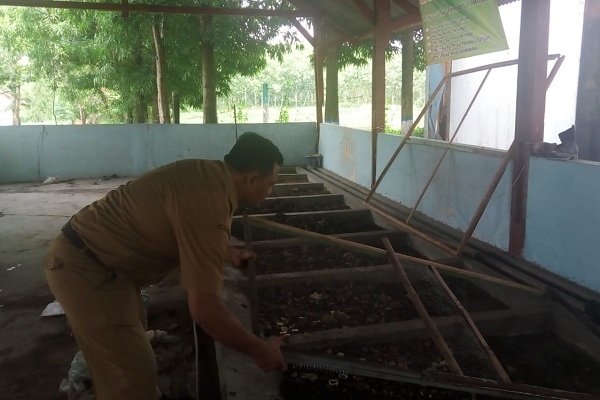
left=187, top=290, right=286, bottom=371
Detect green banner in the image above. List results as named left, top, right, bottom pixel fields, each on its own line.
left=420, top=0, right=508, bottom=65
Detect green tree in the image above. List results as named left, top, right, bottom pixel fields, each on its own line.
left=188, top=0, right=298, bottom=123
left=322, top=28, right=425, bottom=125
left=0, top=7, right=34, bottom=125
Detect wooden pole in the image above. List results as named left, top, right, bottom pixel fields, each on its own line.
left=248, top=217, right=543, bottom=295
left=365, top=203, right=456, bottom=254
left=365, top=76, right=447, bottom=203
left=406, top=69, right=492, bottom=224
left=456, top=142, right=515, bottom=256
left=546, top=55, right=565, bottom=91
left=382, top=237, right=463, bottom=376
left=428, top=267, right=511, bottom=382
left=509, top=0, right=551, bottom=256
left=455, top=55, right=563, bottom=256
left=371, top=0, right=391, bottom=187
left=314, top=18, right=324, bottom=136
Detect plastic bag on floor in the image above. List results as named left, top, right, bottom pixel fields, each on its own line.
left=59, top=351, right=93, bottom=397
left=43, top=176, right=61, bottom=184
left=41, top=299, right=65, bottom=317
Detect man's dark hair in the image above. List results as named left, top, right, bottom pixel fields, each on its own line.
left=224, top=132, right=284, bottom=176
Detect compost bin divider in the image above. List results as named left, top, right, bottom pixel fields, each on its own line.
left=248, top=217, right=543, bottom=295
left=382, top=237, right=463, bottom=375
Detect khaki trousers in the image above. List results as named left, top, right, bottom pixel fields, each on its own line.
left=44, top=234, right=160, bottom=400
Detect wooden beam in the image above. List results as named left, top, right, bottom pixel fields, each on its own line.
left=248, top=216, right=545, bottom=295
left=0, top=0, right=312, bottom=17
left=348, top=11, right=422, bottom=44
left=290, top=17, right=314, bottom=47
left=383, top=237, right=464, bottom=376
left=314, top=19, right=325, bottom=132
left=457, top=143, right=515, bottom=256
left=406, top=69, right=492, bottom=225
left=428, top=265, right=512, bottom=383
left=387, top=11, right=422, bottom=33
left=392, top=0, right=419, bottom=14
left=286, top=0, right=353, bottom=42
left=509, top=0, right=550, bottom=255
left=351, top=0, right=374, bottom=22
left=575, top=0, right=600, bottom=161
left=371, top=0, right=391, bottom=187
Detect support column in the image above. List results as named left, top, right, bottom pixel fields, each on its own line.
left=400, top=30, right=414, bottom=134
left=371, top=0, right=391, bottom=187
left=509, top=0, right=551, bottom=255
left=576, top=0, right=600, bottom=161
left=314, top=18, right=325, bottom=141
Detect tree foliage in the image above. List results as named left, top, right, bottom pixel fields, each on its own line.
left=0, top=1, right=299, bottom=124
left=222, top=46, right=426, bottom=110
left=0, top=3, right=424, bottom=125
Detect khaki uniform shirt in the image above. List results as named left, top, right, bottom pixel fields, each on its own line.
left=72, top=159, right=238, bottom=295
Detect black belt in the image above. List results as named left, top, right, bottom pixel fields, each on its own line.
left=61, top=218, right=101, bottom=263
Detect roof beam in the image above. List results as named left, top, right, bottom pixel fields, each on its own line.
left=286, top=0, right=354, bottom=43
left=348, top=10, right=420, bottom=43
left=387, top=11, right=422, bottom=33
left=351, top=0, right=374, bottom=22
left=392, top=0, right=419, bottom=14
left=290, top=18, right=314, bottom=46
left=0, top=0, right=312, bottom=18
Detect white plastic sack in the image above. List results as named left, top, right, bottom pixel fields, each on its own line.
left=41, top=299, right=65, bottom=317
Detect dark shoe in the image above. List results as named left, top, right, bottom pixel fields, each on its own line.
left=549, top=125, right=578, bottom=160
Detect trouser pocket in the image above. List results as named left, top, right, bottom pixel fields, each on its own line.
left=45, top=234, right=116, bottom=289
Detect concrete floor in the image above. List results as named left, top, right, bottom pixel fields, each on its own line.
left=0, top=177, right=129, bottom=399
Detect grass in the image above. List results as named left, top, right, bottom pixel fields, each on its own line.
left=181, top=105, right=424, bottom=133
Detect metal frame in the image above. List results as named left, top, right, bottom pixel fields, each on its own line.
left=363, top=55, right=565, bottom=257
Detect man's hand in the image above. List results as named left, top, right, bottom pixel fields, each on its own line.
left=188, top=291, right=287, bottom=371
left=228, top=245, right=255, bottom=268
left=251, top=336, right=288, bottom=371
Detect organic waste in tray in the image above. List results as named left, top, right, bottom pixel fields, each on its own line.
left=258, top=278, right=507, bottom=336
left=232, top=212, right=383, bottom=241
left=278, top=176, right=310, bottom=183
left=485, top=332, right=600, bottom=395
left=280, top=366, right=490, bottom=400
left=235, top=200, right=350, bottom=216
left=255, top=244, right=387, bottom=274
left=270, top=187, right=331, bottom=197
left=279, top=333, right=600, bottom=398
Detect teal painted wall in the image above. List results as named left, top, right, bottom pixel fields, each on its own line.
left=319, top=123, right=599, bottom=293
left=0, top=123, right=316, bottom=183
left=526, top=158, right=600, bottom=291
left=318, top=124, right=372, bottom=189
